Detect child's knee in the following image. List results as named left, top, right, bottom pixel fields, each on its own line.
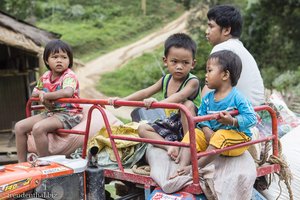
left=31, top=123, right=44, bottom=136
left=14, top=121, right=26, bottom=135
left=138, top=123, right=153, bottom=137
left=183, top=100, right=196, bottom=115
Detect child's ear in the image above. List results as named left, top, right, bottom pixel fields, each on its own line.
left=162, top=56, right=167, bottom=66
left=222, top=70, right=230, bottom=80
left=192, top=59, right=196, bottom=68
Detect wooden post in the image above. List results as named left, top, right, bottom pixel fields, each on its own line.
left=141, top=0, right=146, bottom=15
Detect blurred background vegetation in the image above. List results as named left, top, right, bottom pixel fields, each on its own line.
left=100, top=0, right=300, bottom=105
left=1, top=0, right=299, bottom=105
left=0, top=0, right=185, bottom=61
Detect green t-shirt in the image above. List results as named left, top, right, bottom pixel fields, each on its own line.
left=162, top=73, right=201, bottom=116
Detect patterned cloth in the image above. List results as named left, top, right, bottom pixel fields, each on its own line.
left=150, top=113, right=183, bottom=141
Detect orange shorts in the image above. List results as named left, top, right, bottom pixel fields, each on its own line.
left=182, top=128, right=251, bottom=156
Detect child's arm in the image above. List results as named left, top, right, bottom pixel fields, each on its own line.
left=109, top=78, right=162, bottom=102
left=218, top=101, right=257, bottom=131
left=123, top=78, right=162, bottom=101
left=234, top=98, right=257, bottom=130
left=108, top=78, right=162, bottom=108
left=31, top=90, right=43, bottom=97
left=218, top=94, right=257, bottom=131
left=43, top=76, right=77, bottom=101
left=160, top=78, right=200, bottom=103
left=42, top=87, right=74, bottom=101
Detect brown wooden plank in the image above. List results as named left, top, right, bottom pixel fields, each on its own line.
left=0, top=133, right=16, bottom=153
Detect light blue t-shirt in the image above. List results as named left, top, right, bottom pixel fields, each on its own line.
left=197, top=87, right=257, bottom=137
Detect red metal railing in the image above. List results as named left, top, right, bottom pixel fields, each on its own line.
left=26, top=98, right=279, bottom=194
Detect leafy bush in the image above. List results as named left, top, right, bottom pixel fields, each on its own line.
left=243, top=0, right=300, bottom=92
left=69, top=4, right=85, bottom=19
left=272, top=68, right=300, bottom=95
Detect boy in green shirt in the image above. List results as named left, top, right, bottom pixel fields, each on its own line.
left=109, top=33, right=201, bottom=159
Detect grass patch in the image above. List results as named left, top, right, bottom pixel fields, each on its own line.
left=36, top=0, right=185, bottom=62
left=97, top=43, right=205, bottom=98
left=98, top=47, right=166, bottom=99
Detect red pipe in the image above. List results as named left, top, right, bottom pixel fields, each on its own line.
left=26, top=98, right=279, bottom=188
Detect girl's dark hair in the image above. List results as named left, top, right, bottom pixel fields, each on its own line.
left=164, top=33, right=197, bottom=58
left=207, top=5, right=242, bottom=38
left=43, top=39, right=73, bottom=70
left=208, top=50, right=242, bottom=86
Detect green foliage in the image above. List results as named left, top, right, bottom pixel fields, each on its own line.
left=243, top=0, right=300, bottom=93
left=69, top=4, right=85, bottom=19
left=0, top=0, right=185, bottom=62
left=186, top=3, right=212, bottom=85
left=173, top=0, right=196, bottom=9
left=0, top=0, right=36, bottom=19
left=98, top=47, right=166, bottom=99
left=260, top=67, right=278, bottom=89
left=272, top=68, right=300, bottom=96
left=272, top=71, right=299, bottom=93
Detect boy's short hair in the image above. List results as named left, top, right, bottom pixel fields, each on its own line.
left=43, top=39, right=73, bottom=70
left=164, top=33, right=197, bottom=59
left=207, top=5, right=242, bottom=38
left=208, top=50, right=242, bottom=86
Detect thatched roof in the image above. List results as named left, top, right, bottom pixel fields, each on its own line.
left=0, top=11, right=60, bottom=53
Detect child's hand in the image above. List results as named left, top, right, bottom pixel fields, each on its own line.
left=217, top=111, right=234, bottom=125
left=43, top=100, right=55, bottom=110
left=39, top=91, right=46, bottom=103
left=167, top=146, right=180, bottom=163
left=143, top=98, right=157, bottom=109
left=169, top=165, right=192, bottom=180
left=108, top=97, right=121, bottom=108
left=39, top=92, right=54, bottom=110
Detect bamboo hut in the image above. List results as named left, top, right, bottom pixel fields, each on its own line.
left=0, top=11, right=60, bottom=160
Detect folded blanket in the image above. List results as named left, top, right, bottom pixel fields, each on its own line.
left=88, top=122, right=148, bottom=169
left=88, top=122, right=142, bottom=161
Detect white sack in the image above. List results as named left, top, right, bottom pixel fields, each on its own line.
left=146, top=145, right=256, bottom=200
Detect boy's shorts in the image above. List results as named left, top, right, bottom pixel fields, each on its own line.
left=41, top=111, right=83, bottom=129
left=181, top=128, right=251, bottom=156
left=149, top=113, right=183, bottom=141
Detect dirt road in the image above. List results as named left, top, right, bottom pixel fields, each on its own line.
left=75, top=12, right=188, bottom=119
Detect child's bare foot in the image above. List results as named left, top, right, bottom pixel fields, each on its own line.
left=169, top=165, right=192, bottom=180
left=167, top=146, right=180, bottom=161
